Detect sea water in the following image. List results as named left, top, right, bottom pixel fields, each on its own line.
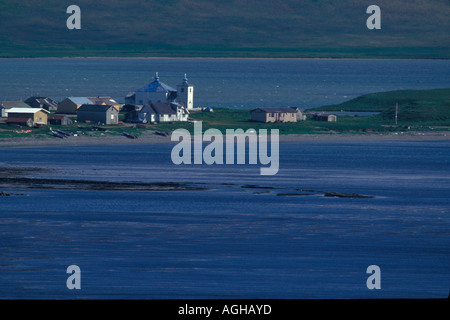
left=0, top=58, right=449, bottom=109
left=0, top=141, right=448, bottom=299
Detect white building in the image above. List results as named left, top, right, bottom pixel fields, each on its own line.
left=177, top=74, right=194, bottom=110
left=126, top=73, right=194, bottom=110
left=125, top=102, right=189, bottom=124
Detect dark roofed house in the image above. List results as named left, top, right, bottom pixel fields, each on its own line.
left=0, top=101, right=31, bottom=109
left=125, top=105, right=156, bottom=123
left=87, top=97, right=120, bottom=111
left=152, top=102, right=188, bottom=122
left=151, top=102, right=178, bottom=122
left=250, top=107, right=305, bottom=123
left=77, top=104, right=119, bottom=125
left=121, top=104, right=139, bottom=113
left=124, top=102, right=188, bottom=123
left=313, top=113, right=337, bottom=122
left=0, top=101, right=31, bottom=117
left=25, top=97, right=58, bottom=111
left=58, top=97, right=93, bottom=114
left=58, top=97, right=120, bottom=114
left=48, top=114, right=74, bottom=125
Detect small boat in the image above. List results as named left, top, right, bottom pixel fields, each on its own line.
left=154, top=130, right=169, bottom=137
left=123, top=132, right=138, bottom=139
left=50, top=130, right=65, bottom=139
left=57, top=129, right=73, bottom=136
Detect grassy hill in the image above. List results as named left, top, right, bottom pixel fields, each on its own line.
left=308, top=88, right=450, bottom=125
left=0, top=0, right=449, bottom=58
left=141, top=88, right=450, bottom=134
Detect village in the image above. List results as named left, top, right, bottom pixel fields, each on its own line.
left=0, top=73, right=338, bottom=139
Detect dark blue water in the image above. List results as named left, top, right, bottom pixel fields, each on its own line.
left=0, top=58, right=449, bottom=109
left=0, top=141, right=449, bottom=299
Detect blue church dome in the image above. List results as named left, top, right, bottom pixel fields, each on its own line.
left=135, top=73, right=177, bottom=93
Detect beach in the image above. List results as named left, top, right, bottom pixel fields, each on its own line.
left=0, top=131, right=449, bottom=148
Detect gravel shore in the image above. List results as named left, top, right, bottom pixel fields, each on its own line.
left=0, top=131, right=448, bottom=148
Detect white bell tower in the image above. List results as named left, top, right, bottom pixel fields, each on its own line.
left=177, top=74, right=194, bottom=110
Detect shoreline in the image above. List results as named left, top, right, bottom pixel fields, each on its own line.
left=0, top=131, right=448, bottom=148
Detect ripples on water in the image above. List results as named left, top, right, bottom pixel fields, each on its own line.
left=0, top=141, right=449, bottom=298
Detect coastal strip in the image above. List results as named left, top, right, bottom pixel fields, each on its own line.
left=0, top=131, right=449, bottom=149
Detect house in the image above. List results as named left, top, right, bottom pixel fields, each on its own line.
left=77, top=104, right=119, bottom=125
left=58, top=97, right=120, bottom=114
left=6, top=108, right=49, bottom=127
left=250, top=107, right=305, bottom=123
left=126, top=73, right=194, bottom=110
left=152, top=102, right=188, bottom=122
left=121, top=104, right=139, bottom=113
left=24, top=96, right=58, bottom=111
left=86, top=97, right=121, bottom=111
left=125, top=105, right=156, bottom=124
left=48, top=114, right=74, bottom=125
left=0, top=101, right=31, bottom=117
left=58, top=97, right=93, bottom=114
left=125, top=102, right=189, bottom=123
left=313, top=113, right=337, bottom=122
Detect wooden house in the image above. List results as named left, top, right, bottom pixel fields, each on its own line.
left=151, top=102, right=188, bottom=122
left=77, top=104, right=119, bottom=125
left=7, top=108, right=49, bottom=127
left=86, top=97, right=121, bottom=111
left=125, top=105, right=156, bottom=123
left=58, top=97, right=120, bottom=114
left=312, top=113, right=337, bottom=122
left=251, top=107, right=304, bottom=123
left=24, top=96, right=58, bottom=111
left=58, top=97, right=93, bottom=114
left=48, top=114, right=74, bottom=125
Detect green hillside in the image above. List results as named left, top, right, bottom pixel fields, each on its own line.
left=0, top=0, right=449, bottom=58
left=308, top=88, right=450, bottom=124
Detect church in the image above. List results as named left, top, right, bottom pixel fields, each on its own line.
left=125, top=73, right=194, bottom=110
